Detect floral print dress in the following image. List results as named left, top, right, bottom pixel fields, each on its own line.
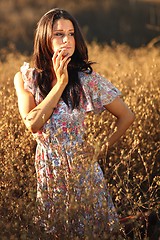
left=21, top=62, right=122, bottom=238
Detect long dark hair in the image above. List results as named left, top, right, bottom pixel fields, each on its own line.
left=33, top=8, right=93, bottom=109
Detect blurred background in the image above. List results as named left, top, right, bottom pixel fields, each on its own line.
left=0, top=0, right=160, bottom=54
left=1, top=1, right=160, bottom=239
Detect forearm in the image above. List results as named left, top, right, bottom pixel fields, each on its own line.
left=24, top=83, right=66, bottom=133
left=108, top=113, right=135, bottom=148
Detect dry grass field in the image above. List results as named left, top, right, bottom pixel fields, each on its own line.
left=0, top=43, right=159, bottom=239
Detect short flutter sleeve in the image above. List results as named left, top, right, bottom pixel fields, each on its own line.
left=80, top=71, right=121, bottom=112
left=20, top=62, right=37, bottom=96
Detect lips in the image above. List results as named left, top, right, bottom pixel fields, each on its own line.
left=60, top=46, right=71, bottom=50
left=60, top=47, right=72, bottom=58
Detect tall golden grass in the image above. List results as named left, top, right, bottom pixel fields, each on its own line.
left=0, top=43, right=159, bottom=239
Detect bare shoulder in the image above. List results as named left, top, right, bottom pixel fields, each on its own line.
left=14, top=71, right=22, bottom=82
left=14, top=70, right=36, bottom=120
left=14, top=71, right=24, bottom=93
left=14, top=70, right=34, bottom=103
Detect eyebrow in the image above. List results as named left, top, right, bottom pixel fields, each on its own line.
left=53, top=29, right=74, bottom=32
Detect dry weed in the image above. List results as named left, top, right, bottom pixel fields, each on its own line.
left=0, top=44, right=159, bottom=239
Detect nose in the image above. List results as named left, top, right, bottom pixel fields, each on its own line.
left=62, top=35, right=69, bottom=43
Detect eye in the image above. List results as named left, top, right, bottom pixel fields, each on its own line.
left=54, top=32, right=63, bottom=36
left=69, top=32, right=75, bottom=36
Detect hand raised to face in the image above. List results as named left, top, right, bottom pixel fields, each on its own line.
left=52, top=49, right=71, bottom=87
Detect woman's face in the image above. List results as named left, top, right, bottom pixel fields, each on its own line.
left=51, top=18, right=75, bottom=58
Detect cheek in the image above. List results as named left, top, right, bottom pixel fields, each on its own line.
left=72, top=39, right=76, bottom=50
left=73, top=38, right=75, bottom=45
left=51, top=40, right=60, bottom=52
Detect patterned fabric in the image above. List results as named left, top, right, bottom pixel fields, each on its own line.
left=21, top=62, right=122, bottom=238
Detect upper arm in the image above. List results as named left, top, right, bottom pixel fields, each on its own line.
left=104, top=96, right=134, bottom=120
left=14, top=71, right=36, bottom=121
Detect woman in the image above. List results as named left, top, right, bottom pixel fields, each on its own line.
left=14, top=8, right=134, bottom=239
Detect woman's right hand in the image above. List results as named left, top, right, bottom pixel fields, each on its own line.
left=52, top=49, right=71, bottom=87
left=14, top=50, right=72, bottom=133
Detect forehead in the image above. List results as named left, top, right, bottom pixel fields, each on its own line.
left=53, top=18, right=74, bottom=30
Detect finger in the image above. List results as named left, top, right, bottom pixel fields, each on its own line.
left=63, top=56, right=71, bottom=68
left=52, top=49, right=60, bottom=62
left=52, top=49, right=63, bottom=67
left=59, top=57, right=71, bottom=72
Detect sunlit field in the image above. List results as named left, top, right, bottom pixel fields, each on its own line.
left=0, top=43, right=159, bottom=239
